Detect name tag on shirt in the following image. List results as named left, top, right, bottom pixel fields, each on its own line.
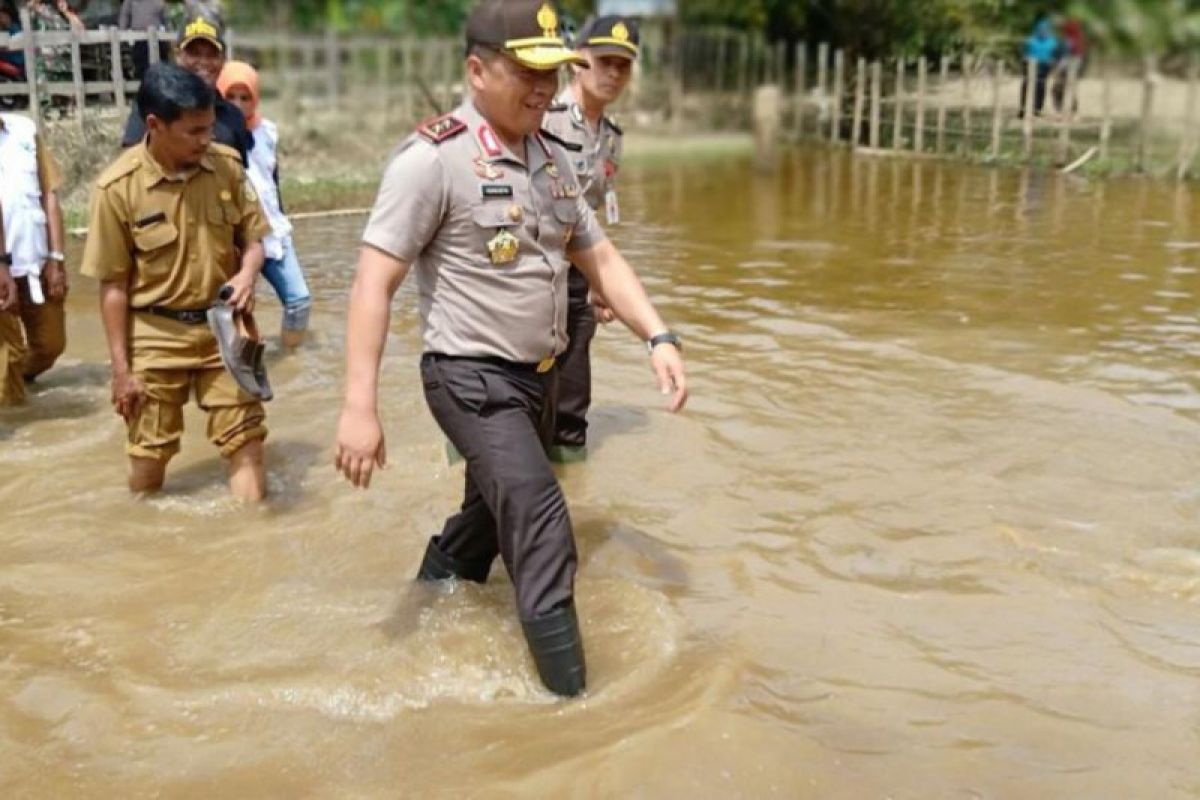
left=481, top=184, right=514, bottom=199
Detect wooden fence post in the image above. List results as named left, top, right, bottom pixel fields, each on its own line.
left=20, top=8, right=41, bottom=127
left=442, top=39, right=457, bottom=112
left=793, top=42, right=806, bottom=138
left=326, top=26, right=340, bottom=108
left=990, top=58, right=1004, bottom=158
left=852, top=57, right=866, bottom=148
left=1136, top=56, right=1156, bottom=172
left=892, top=58, right=904, bottom=150
left=961, top=53, right=973, bottom=153
left=1056, top=59, right=1079, bottom=166
left=915, top=56, right=927, bottom=153
left=401, top=37, right=415, bottom=123
left=816, top=41, right=829, bottom=132
left=831, top=49, right=845, bottom=143
left=108, top=27, right=126, bottom=111
left=1023, top=57, right=1036, bottom=161
left=869, top=60, right=882, bottom=149
left=1099, top=58, right=1112, bottom=160
left=936, top=55, right=949, bottom=154
left=1177, top=57, right=1198, bottom=179
left=69, top=26, right=85, bottom=129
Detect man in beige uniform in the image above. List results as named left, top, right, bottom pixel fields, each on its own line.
left=0, top=112, right=69, bottom=405
left=82, top=64, right=270, bottom=499
left=542, top=15, right=638, bottom=462
left=335, top=0, right=688, bottom=698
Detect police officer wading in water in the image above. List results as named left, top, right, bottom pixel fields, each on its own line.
left=335, top=0, right=688, bottom=698
left=542, top=15, right=638, bottom=463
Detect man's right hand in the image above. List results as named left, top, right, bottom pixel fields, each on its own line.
left=335, top=405, right=387, bottom=489
left=0, top=267, right=16, bottom=312
left=111, top=370, right=146, bottom=422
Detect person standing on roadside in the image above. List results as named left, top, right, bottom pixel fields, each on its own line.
left=119, top=0, right=167, bottom=79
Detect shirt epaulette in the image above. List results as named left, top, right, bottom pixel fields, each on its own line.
left=603, top=116, right=623, bottom=136
left=95, top=148, right=142, bottom=189
left=546, top=103, right=569, bottom=113
left=538, top=128, right=584, bottom=153
left=209, top=142, right=242, bottom=163
left=417, top=114, right=468, bottom=144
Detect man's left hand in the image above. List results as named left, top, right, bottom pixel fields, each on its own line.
left=650, top=344, right=688, bottom=413
left=43, top=260, right=68, bottom=301
left=223, top=270, right=257, bottom=312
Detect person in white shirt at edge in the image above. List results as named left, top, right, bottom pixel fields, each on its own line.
left=0, top=112, right=69, bottom=406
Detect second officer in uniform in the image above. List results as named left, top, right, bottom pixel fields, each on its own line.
left=542, top=15, right=639, bottom=462
left=335, top=0, right=687, bottom=698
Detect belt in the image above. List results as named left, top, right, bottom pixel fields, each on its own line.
left=423, top=353, right=557, bottom=374
left=134, top=305, right=210, bottom=325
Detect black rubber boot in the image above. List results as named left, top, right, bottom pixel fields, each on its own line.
left=415, top=539, right=491, bottom=583
left=521, top=604, right=587, bottom=698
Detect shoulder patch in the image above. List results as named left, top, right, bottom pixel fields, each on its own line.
left=603, top=116, right=624, bottom=136
left=538, top=128, right=584, bottom=153
left=95, top=149, right=142, bottom=189
left=417, top=114, right=467, bottom=144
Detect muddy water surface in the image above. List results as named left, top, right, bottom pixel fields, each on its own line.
left=3, top=149, right=1200, bottom=797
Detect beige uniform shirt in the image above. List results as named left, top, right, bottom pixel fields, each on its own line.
left=542, top=88, right=624, bottom=213
left=81, top=142, right=269, bottom=311
left=362, top=100, right=606, bottom=364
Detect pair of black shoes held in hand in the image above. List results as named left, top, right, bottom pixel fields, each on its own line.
left=208, top=284, right=273, bottom=401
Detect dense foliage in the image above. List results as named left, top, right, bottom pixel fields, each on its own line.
left=223, top=0, right=1200, bottom=59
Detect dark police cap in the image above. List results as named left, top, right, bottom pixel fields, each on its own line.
left=178, top=11, right=225, bottom=52
left=466, top=0, right=585, bottom=70
left=574, top=15, right=640, bottom=59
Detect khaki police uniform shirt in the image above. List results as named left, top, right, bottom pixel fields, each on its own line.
left=81, top=141, right=269, bottom=311
left=542, top=87, right=623, bottom=213
left=362, top=100, right=606, bottom=364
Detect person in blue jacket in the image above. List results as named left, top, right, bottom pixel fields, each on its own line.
left=1019, top=16, right=1061, bottom=118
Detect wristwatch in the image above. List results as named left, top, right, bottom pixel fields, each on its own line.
left=0, top=253, right=11, bottom=267
left=47, top=251, right=65, bottom=263
left=646, top=331, right=682, bottom=354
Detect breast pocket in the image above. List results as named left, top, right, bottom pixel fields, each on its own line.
left=132, top=221, right=179, bottom=278
left=471, top=203, right=521, bottom=267
left=552, top=198, right=579, bottom=250
left=206, top=200, right=241, bottom=269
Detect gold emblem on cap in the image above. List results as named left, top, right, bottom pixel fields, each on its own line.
left=536, top=2, right=558, bottom=37
left=612, top=22, right=630, bottom=42
left=487, top=230, right=520, bottom=265
left=185, top=17, right=218, bottom=39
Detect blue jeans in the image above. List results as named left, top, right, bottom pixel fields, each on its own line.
left=260, top=238, right=312, bottom=331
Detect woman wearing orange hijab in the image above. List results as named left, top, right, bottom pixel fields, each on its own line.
left=218, top=60, right=311, bottom=349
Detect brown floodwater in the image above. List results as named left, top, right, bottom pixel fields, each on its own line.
left=3, top=148, right=1200, bottom=798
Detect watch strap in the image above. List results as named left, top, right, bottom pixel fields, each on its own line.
left=646, top=331, right=682, bottom=354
